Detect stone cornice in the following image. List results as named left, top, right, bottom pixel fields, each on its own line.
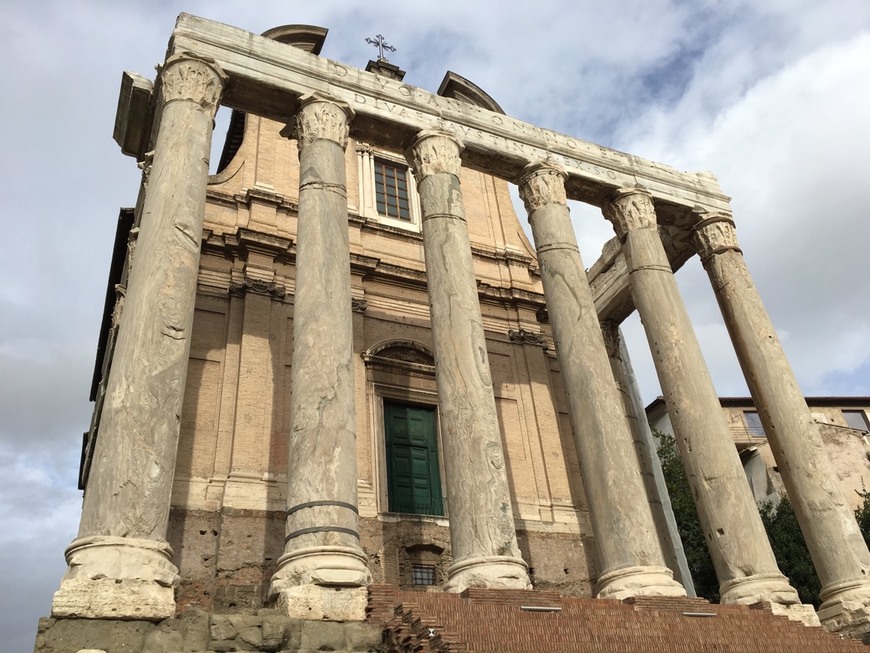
left=205, top=188, right=299, bottom=214
left=508, top=328, right=548, bottom=349
left=229, top=277, right=287, bottom=299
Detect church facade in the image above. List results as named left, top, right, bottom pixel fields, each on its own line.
left=36, top=14, right=870, bottom=652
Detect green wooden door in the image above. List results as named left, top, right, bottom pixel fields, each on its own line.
left=384, top=402, right=443, bottom=515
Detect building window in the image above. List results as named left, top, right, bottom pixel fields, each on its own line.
left=384, top=401, right=444, bottom=516
left=356, top=145, right=421, bottom=231
left=374, top=158, right=411, bottom=221
left=411, top=564, right=437, bottom=586
left=843, top=410, right=870, bottom=432
left=744, top=411, right=765, bottom=437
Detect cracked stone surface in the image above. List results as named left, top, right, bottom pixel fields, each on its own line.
left=408, top=132, right=529, bottom=591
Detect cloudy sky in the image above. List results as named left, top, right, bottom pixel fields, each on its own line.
left=2, top=1, right=869, bottom=650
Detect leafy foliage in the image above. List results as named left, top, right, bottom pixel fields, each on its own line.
left=758, top=498, right=820, bottom=607
left=855, top=485, right=870, bottom=544
left=655, top=431, right=719, bottom=601
left=657, top=430, right=870, bottom=607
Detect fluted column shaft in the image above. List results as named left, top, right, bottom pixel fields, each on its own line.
left=695, top=215, right=870, bottom=636
left=53, top=54, right=226, bottom=620
left=270, top=95, right=370, bottom=611
left=604, top=188, right=803, bottom=609
left=518, top=164, right=684, bottom=599
left=406, top=131, right=530, bottom=591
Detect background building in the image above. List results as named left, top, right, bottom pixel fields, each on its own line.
left=647, top=397, right=870, bottom=509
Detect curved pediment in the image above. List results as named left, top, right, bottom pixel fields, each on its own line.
left=437, top=71, right=505, bottom=115
left=364, top=340, right=435, bottom=368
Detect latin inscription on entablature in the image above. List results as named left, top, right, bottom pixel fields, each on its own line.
left=350, top=89, right=624, bottom=187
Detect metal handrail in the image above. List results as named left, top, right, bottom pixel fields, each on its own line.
left=729, top=425, right=766, bottom=438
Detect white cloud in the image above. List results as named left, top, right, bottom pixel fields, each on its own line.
left=618, top=32, right=870, bottom=399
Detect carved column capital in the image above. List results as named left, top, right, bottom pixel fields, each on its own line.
left=693, top=215, right=742, bottom=261
left=603, top=187, right=657, bottom=240
left=159, top=54, right=227, bottom=116
left=600, top=320, right=622, bottom=360
left=516, top=162, right=567, bottom=213
left=294, top=93, right=354, bottom=149
left=406, top=130, right=464, bottom=178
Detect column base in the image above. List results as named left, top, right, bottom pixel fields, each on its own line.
left=444, top=555, right=531, bottom=592
left=719, top=571, right=801, bottom=608
left=51, top=536, right=178, bottom=620
left=270, top=545, right=370, bottom=590
left=818, top=578, right=870, bottom=638
left=272, top=584, right=369, bottom=621
left=596, top=565, right=686, bottom=600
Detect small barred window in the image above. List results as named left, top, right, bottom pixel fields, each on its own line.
left=411, top=564, right=436, bottom=586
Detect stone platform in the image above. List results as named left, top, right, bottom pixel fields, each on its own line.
left=34, top=585, right=870, bottom=652
left=33, top=609, right=381, bottom=653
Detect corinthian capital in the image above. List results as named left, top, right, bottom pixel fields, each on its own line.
left=159, top=54, right=227, bottom=116
left=517, top=162, right=567, bottom=213
left=603, top=187, right=657, bottom=239
left=693, top=214, right=742, bottom=260
left=405, top=131, right=464, bottom=178
left=295, top=94, right=354, bottom=149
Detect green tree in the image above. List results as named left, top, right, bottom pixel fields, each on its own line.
left=656, top=430, right=870, bottom=606
left=758, top=498, right=819, bottom=607
left=855, top=485, right=870, bottom=544
left=655, top=431, right=719, bottom=601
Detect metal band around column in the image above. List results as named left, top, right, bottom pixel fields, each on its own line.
left=286, top=500, right=359, bottom=516
left=285, top=526, right=360, bottom=543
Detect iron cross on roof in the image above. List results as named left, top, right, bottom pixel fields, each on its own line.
left=365, top=34, right=396, bottom=61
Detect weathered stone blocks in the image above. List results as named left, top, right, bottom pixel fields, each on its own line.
left=35, top=611, right=382, bottom=653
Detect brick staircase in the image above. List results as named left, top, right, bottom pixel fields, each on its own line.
left=368, top=585, right=867, bottom=652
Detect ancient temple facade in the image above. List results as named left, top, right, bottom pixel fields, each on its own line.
left=37, top=14, right=870, bottom=652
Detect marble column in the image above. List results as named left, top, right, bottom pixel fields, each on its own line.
left=517, top=164, right=684, bottom=599
left=52, top=54, right=226, bottom=620
left=406, top=131, right=530, bottom=591
left=604, top=188, right=815, bottom=623
left=269, top=95, right=370, bottom=620
left=600, top=320, right=695, bottom=595
left=695, top=214, right=870, bottom=636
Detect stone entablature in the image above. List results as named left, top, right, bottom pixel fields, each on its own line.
left=163, top=16, right=729, bottom=219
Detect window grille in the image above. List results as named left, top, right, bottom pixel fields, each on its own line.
left=374, top=158, right=411, bottom=221
left=411, top=564, right=437, bottom=586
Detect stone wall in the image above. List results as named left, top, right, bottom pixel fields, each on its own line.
left=35, top=611, right=382, bottom=653
left=168, top=508, right=597, bottom=611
